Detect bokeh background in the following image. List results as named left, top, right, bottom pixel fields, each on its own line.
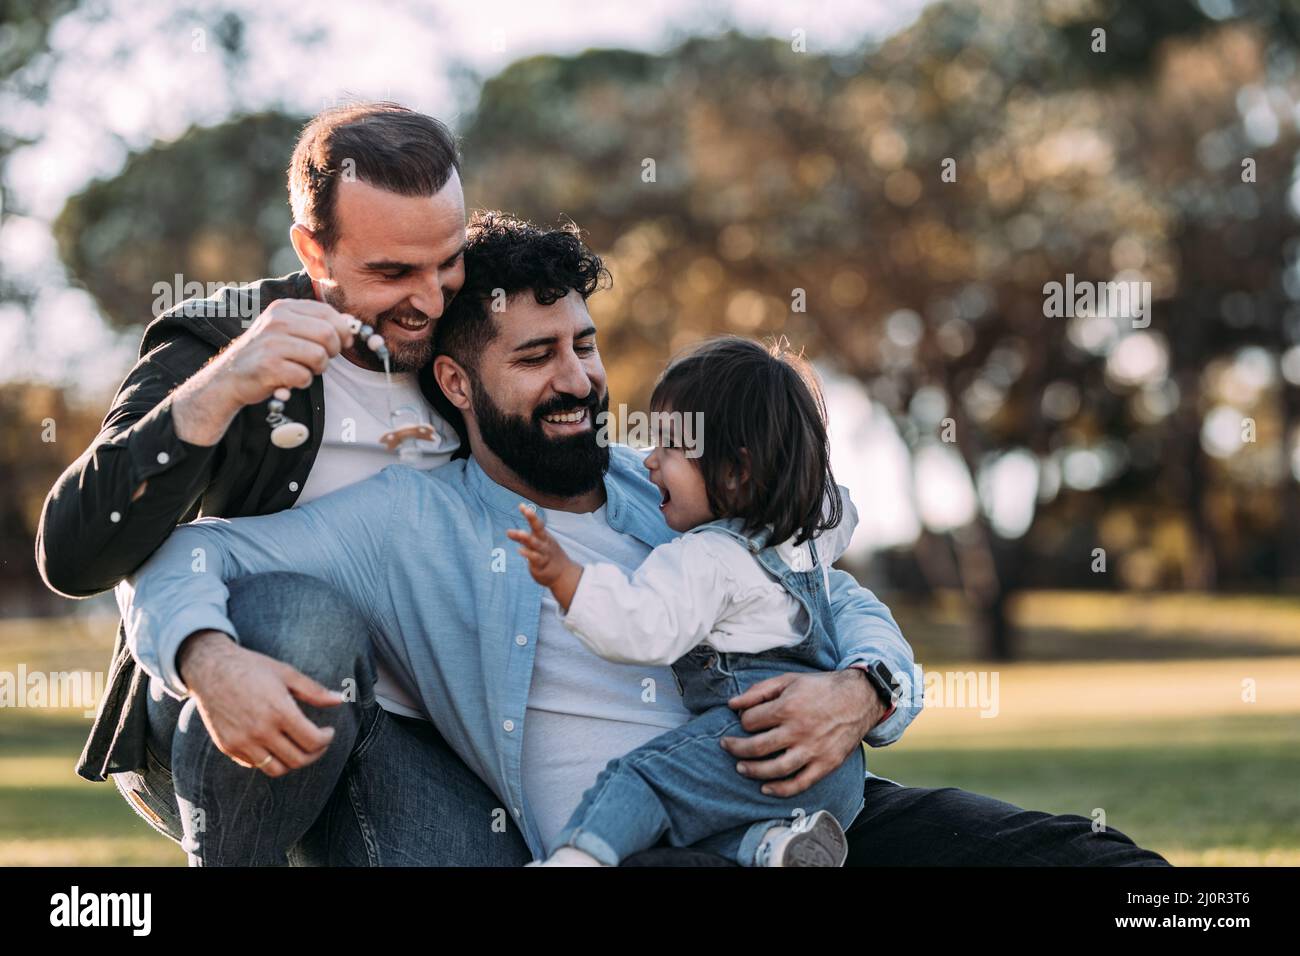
left=2, top=0, right=1299, bottom=865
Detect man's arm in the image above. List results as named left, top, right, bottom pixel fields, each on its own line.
left=37, top=299, right=355, bottom=598
left=823, top=568, right=923, bottom=747
left=36, top=342, right=221, bottom=597
left=116, top=465, right=401, bottom=700
left=115, top=467, right=402, bottom=777
left=721, top=569, right=922, bottom=797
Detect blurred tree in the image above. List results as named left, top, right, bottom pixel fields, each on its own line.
left=39, top=0, right=1300, bottom=659
left=0, top=0, right=82, bottom=313
left=0, top=383, right=100, bottom=614
left=459, top=1, right=1300, bottom=659
left=52, top=111, right=304, bottom=330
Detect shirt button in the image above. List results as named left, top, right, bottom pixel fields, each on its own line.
left=156, top=451, right=170, bottom=465
left=515, top=634, right=527, bottom=646
left=110, top=511, right=121, bottom=523
left=289, top=481, right=299, bottom=492
left=502, top=719, right=515, bottom=733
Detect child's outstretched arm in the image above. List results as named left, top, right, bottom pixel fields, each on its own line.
left=506, top=503, right=584, bottom=610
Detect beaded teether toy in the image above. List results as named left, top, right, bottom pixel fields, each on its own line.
left=263, top=316, right=392, bottom=450
left=266, top=387, right=309, bottom=448
left=264, top=316, right=429, bottom=461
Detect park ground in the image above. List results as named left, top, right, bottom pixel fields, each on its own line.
left=1, top=590, right=1297, bottom=866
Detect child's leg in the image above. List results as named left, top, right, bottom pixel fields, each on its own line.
left=551, top=704, right=866, bottom=866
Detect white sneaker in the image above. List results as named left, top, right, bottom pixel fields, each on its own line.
left=754, top=810, right=849, bottom=867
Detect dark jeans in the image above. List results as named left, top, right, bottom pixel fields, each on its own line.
left=622, top=775, right=1172, bottom=866
left=112, top=572, right=531, bottom=866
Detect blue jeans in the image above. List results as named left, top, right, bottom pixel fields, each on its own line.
left=111, top=572, right=531, bottom=866
left=557, top=697, right=865, bottom=865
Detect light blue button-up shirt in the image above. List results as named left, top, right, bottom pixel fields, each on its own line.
left=117, top=445, right=923, bottom=856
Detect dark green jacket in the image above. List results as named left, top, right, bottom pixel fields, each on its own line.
left=35, top=271, right=466, bottom=781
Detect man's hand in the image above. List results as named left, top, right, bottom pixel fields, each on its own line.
left=721, top=668, right=885, bottom=797
left=506, top=503, right=584, bottom=609
left=171, top=299, right=357, bottom=447
left=176, top=629, right=346, bottom=777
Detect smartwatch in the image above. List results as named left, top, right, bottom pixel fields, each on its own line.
left=857, top=660, right=898, bottom=710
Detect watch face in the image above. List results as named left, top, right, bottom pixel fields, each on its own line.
left=869, top=662, right=897, bottom=705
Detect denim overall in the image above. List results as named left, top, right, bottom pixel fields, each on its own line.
left=555, top=518, right=867, bottom=866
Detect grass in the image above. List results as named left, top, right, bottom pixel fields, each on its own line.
left=2, top=594, right=1299, bottom=866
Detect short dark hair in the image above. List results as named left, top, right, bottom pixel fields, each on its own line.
left=288, top=102, right=460, bottom=250
left=435, top=210, right=610, bottom=369
left=651, top=336, right=843, bottom=547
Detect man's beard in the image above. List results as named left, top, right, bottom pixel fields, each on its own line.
left=470, top=375, right=610, bottom=499
left=321, top=282, right=434, bottom=373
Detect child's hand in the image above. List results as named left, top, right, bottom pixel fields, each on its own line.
left=506, top=503, right=584, bottom=610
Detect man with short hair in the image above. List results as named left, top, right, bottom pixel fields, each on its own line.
left=37, top=102, right=514, bottom=864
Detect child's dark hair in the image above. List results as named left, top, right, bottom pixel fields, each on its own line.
left=650, top=336, right=842, bottom=546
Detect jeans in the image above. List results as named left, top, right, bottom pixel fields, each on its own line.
left=556, top=689, right=865, bottom=866
left=621, top=772, right=1172, bottom=866
left=111, top=572, right=531, bottom=866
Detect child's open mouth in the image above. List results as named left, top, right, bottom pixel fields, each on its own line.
left=658, top=486, right=671, bottom=511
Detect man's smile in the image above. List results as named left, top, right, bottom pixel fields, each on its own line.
left=540, top=406, right=591, bottom=436
left=382, top=311, right=432, bottom=338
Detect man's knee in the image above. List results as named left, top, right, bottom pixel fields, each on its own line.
left=226, top=572, right=374, bottom=692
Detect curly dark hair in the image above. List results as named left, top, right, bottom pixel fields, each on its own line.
left=434, top=210, right=611, bottom=369
left=650, top=336, right=843, bottom=547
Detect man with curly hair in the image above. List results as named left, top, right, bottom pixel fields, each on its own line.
left=110, top=204, right=1168, bottom=868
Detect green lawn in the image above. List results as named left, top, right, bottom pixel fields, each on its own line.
left=2, top=596, right=1299, bottom=866
left=867, top=710, right=1300, bottom=866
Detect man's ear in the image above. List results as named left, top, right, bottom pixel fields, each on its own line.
left=289, top=223, right=328, bottom=280
left=433, top=354, right=473, bottom=412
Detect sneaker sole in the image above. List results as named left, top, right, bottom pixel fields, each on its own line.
left=780, top=810, right=849, bottom=867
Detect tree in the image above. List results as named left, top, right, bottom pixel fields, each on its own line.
left=52, top=111, right=304, bottom=331
left=457, top=3, right=1300, bottom=659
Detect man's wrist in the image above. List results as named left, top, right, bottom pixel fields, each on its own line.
left=848, top=662, right=895, bottom=730
left=171, top=373, right=243, bottom=447
left=176, top=629, right=237, bottom=691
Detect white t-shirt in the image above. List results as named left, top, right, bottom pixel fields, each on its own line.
left=520, top=504, right=692, bottom=856
left=293, top=353, right=459, bottom=718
